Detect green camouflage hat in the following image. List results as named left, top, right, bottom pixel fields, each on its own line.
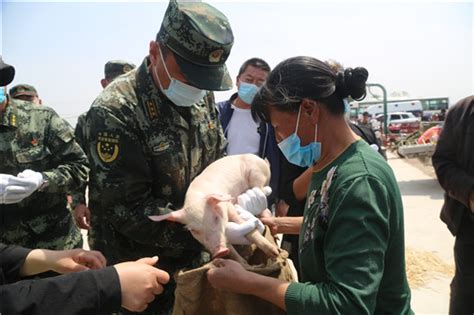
left=0, top=56, right=15, bottom=86
left=10, top=84, right=38, bottom=98
left=157, top=0, right=234, bottom=91
left=104, top=60, right=136, bottom=80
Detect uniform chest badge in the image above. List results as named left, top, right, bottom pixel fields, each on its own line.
left=153, top=141, right=170, bottom=153
left=97, top=132, right=120, bottom=163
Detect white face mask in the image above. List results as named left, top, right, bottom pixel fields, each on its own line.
left=154, top=45, right=206, bottom=107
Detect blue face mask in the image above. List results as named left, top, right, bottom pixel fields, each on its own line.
left=237, top=82, right=259, bottom=104
left=278, top=106, right=321, bottom=167
left=155, top=45, right=206, bottom=107
left=343, top=98, right=350, bottom=113
left=0, top=87, right=6, bottom=104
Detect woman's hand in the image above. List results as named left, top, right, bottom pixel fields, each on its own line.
left=261, top=216, right=280, bottom=235
left=207, top=259, right=254, bottom=294
left=49, top=249, right=107, bottom=273
left=20, top=248, right=107, bottom=277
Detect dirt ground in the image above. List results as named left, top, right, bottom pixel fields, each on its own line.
left=387, top=151, right=453, bottom=315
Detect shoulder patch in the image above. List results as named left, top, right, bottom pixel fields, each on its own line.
left=97, top=132, right=120, bottom=163
left=145, top=100, right=159, bottom=121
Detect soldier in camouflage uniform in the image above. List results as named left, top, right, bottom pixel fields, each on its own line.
left=9, top=84, right=42, bottom=105
left=72, top=60, right=136, bottom=232
left=0, top=58, right=89, bottom=251
left=84, top=1, right=234, bottom=313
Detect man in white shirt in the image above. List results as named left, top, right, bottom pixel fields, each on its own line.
left=217, top=58, right=280, bottom=205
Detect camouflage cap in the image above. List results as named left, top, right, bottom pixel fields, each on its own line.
left=10, top=84, right=38, bottom=98
left=104, top=60, right=136, bottom=80
left=0, top=56, right=15, bottom=86
left=157, top=0, right=234, bottom=91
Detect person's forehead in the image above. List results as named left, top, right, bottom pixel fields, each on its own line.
left=241, top=65, right=268, bottom=78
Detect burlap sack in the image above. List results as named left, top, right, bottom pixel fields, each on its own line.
left=172, top=229, right=295, bottom=315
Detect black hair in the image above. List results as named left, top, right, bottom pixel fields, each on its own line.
left=238, top=58, right=271, bottom=77
left=251, top=56, right=368, bottom=123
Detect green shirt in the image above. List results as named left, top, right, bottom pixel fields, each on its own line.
left=285, top=140, right=412, bottom=314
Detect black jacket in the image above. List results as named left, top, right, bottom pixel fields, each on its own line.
left=432, top=96, right=474, bottom=236
left=0, top=243, right=121, bottom=315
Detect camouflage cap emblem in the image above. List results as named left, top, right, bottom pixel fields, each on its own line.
left=156, top=0, right=234, bottom=91
left=123, top=64, right=132, bottom=73
left=209, top=49, right=224, bottom=63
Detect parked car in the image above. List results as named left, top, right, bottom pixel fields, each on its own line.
left=374, top=112, right=421, bottom=142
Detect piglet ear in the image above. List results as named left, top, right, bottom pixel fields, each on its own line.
left=148, top=209, right=187, bottom=224
left=206, top=194, right=231, bottom=219
left=205, top=194, right=233, bottom=206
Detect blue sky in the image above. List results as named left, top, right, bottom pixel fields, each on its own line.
left=1, top=1, right=473, bottom=126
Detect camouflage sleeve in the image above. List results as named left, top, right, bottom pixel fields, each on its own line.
left=74, top=113, right=87, bottom=150
left=40, top=111, right=90, bottom=194
left=86, top=105, right=199, bottom=250
left=70, top=114, right=88, bottom=206
left=209, top=92, right=226, bottom=159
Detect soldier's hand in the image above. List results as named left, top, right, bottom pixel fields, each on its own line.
left=114, top=256, right=170, bottom=313
left=237, top=186, right=272, bottom=216
left=226, top=205, right=265, bottom=245
left=0, top=174, right=19, bottom=204
left=74, top=203, right=91, bottom=230
left=2, top=170, right=44, bottom=204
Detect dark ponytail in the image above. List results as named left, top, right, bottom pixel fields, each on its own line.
left=335, top=67, right=369, bottom=101
left=252, top=56, right=369, bottom=122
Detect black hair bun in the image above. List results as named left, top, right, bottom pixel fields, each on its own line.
left=336, top=67, right=369, bottom=101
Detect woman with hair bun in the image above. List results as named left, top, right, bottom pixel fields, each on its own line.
left=207, top=56, right=413, bottom=314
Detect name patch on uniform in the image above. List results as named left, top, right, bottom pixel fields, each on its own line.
left=97, top=132, right=120, bottom=163
left=145, top=100, right=159, bottom=121
left=152, top=141, right=170, bottom=153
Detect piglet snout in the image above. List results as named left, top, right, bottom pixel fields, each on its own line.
left=212, top=246, right=230, bottom=259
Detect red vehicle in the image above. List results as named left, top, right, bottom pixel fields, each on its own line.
left=374, top=112, right=421, bottom=142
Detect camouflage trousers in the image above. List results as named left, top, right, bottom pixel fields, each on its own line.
left=0, top=203, right=82, bottom=250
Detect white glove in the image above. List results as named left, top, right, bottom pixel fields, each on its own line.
left=225, top=205, right=265, bottom=245
left=237, top=186, right=272, bottom=216
left=1, top=170, right=43, bottom=204
left=369, top=144, right=380, bottom=152
left=0, top=174, right=21, bottom=204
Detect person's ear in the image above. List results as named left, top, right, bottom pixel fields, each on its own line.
left=100, top=79, right=108, bottom=89
left=301, top=98, right=320, bottom=124
left=149, top=40, right=159, bottom=65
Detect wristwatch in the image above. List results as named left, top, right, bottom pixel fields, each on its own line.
left=38, top=175, right=49, bottom=192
